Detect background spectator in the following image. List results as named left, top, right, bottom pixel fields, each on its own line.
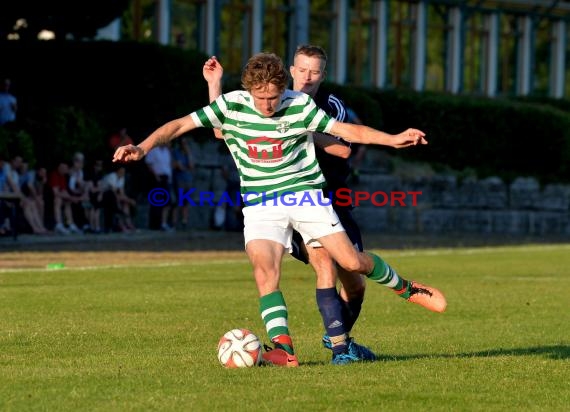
left=345, top=107, right=368, bottom=184
left=0, top=78, right=17, bottom=127
left=48, top=162, right=82, bottom=235
left=0, top=157, right=13, bottom=236
left=108, top=127, right=134, bottom=152
left=84, top=159, right=106, bottom=234
left=6, top=155, right=49, bottom=235
left=145, top=143, right=174, bottom=231
left=67, top=152, right=90, bottom=231
left=101, top=164, right=136, bottom=232
left=171, top=137, right=194, bottom=230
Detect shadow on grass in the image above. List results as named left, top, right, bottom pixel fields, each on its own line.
left=377, top=345, right=570, bottom=361
left=299, top=345, right=569, bottom=366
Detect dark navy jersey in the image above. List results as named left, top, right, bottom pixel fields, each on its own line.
left=312, top=91, right=360, bottom=207
left=290, top=93, right=365, bottom=264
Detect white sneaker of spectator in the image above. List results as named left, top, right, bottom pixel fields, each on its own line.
left=68, top=223, right=83, bottom=234
left=54, top=223, right=70, bottom=235
left=160, top=223, right=175, bottom=232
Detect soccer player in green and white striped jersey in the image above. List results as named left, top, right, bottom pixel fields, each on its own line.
left=113, top=52, right=446, bottom=367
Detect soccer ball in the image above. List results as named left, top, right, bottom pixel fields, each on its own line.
left=217, top=328, right=262, bottom=368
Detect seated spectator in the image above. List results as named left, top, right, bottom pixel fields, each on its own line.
left=84, top=159, right=106, bottom=234
left=31, top=165, right=48, bottom=227
left=68, top=152, right=90, bottom=231
left=0, top=157, right=13, bottom=236
left=48, top=162, right=82, bottom=235
left=6, top=155, right=49, bottom=235
left=101, top=164, right=136, bottom=232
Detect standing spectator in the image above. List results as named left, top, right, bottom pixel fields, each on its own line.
left=145, top=143, right=174, bottom=231
left=108, top=127, right=134, bottom=152
left=171, top=137, right=194, bottom=229
left=48, top=162, right=82, bottom=235
left=0, top=78, right=17, bottom=127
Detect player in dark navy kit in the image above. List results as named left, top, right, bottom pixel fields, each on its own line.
left=288, top=45, right=376, bottom=364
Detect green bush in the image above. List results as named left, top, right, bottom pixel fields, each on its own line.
left=0, top=127, right=35, bottom=165
left=1, top=40, right=209, bottom=167
left=364, top=89, right=570, bottom=183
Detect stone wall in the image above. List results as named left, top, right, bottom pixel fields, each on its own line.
left=351, top=174, right=570, bottom=235
left=137, top=140, right=570, bottom=236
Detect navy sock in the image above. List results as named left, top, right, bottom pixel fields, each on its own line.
left=316, top=287, right=348, bottom=354
left=341, top=296, right=363, bottom=334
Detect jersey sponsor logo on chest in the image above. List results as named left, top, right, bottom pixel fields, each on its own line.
left=247, top=137, right=284, bottom=163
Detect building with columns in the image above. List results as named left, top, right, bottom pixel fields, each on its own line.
left=99, top=0, right=570, bottom=99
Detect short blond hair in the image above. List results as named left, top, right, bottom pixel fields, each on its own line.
left=241, top=53, right=289, bottom=93
left=294, top=44, right=328, bottom=63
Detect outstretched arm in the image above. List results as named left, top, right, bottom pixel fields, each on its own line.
left=329, top=121, right=427, bottom=148
left=113, top=115, right=197, bottom=163
left=203, top=56, right=224, bottom=139
left=313, top=133, right=351, bottom=159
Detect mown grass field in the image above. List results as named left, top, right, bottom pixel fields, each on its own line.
left=0, top=244, right=569, bottom=411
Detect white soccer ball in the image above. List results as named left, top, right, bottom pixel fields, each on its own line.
left=217, top=328, right=262, bottom=368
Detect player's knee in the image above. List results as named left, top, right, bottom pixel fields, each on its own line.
left=337, top=255, right=361, bottom=273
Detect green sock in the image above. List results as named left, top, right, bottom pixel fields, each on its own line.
left=366, top=252, right=410, bottom=297
left=259, top=290, right=294, bottom=355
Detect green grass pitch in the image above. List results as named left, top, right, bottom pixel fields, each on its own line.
left=1, top=244, right=569, bottom=411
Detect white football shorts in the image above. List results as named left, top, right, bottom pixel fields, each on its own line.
left=242, top=189, right=345, bottom=251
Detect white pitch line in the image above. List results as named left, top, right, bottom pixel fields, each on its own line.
left=0, top=259, right=249, bottom=274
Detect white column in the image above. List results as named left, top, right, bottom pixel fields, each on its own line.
left=97, top=18, right=121, bottom=41
left=250, top=0, right=264, bottom=54
left=205, top=0, right=217, bottom=56
left=516, top=15, right=533, bottom=96
left=288, top=0, right=310, bottom=63
left=372, top=0, right=388, bottom=88
left=549, top=20, right=566, bottom=98
left=411, top=1, right=427, bottom=91
left=157, top=0, right=171, bottom=45
left=446, top=6, right=463, bottom=94
left=294, top=0, right=309, bottom=46
left=333, top=0, right=349, bottom=83
left=483, top=12, right=499, bottom=97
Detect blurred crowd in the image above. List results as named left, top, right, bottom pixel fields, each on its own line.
left=0, top=125, right=203, bottom=237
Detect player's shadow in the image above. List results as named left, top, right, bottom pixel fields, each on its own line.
left=376, top=344, right=569, bottom=362
left=304, top=345, right=568, bottom=366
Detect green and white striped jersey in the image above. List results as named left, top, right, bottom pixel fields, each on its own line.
left=190, top=89, right=336, bottom=202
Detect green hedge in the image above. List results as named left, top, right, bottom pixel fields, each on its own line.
left=1, top=40, right=209, bottom=167
left=347, top=89, right=570, bottom=183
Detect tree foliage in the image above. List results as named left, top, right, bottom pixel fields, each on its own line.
left=0, top=0, right=130, bottom=40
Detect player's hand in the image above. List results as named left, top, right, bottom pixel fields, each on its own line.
left=113, top=144, right=144, bottom=163
left=203, top=56, right=223, bottom=84
left=392, top=128, right=428, bottom=148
